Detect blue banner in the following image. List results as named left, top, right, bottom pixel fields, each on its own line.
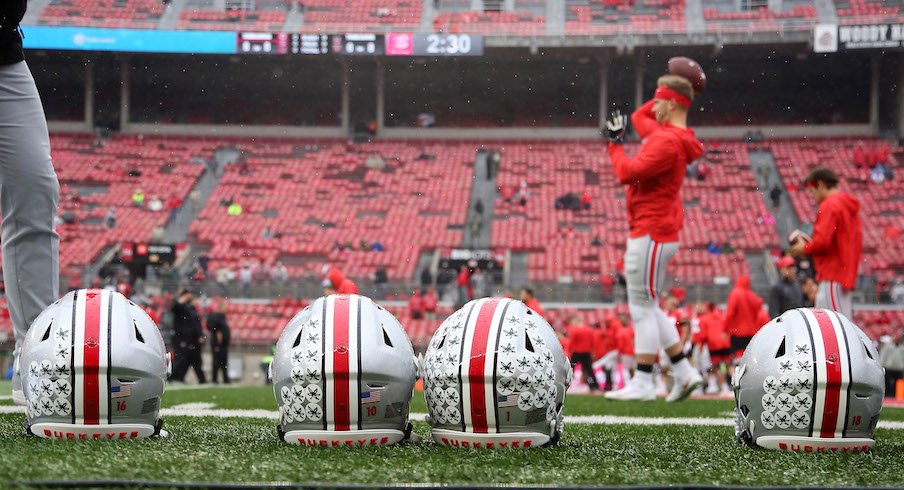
left=22, top=26, right=236, bottom=54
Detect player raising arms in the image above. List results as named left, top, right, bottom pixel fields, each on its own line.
left=604, top=59, right=706, bottom=402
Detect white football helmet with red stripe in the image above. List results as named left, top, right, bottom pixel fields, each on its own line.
left=734, top=308, right=884, bottom=452
left=18, top=289, right=168, bottom=439
left=272, top=294, right=418, bottom=446
left=423, top=297, right=571, bottom=448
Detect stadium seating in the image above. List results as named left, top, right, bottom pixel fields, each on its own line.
left=299, top=0, right=422, bottom=32
left=701, top=0, right=816, bottom=33
left=433, top=10, right=546, bottom=35
left=189, top=140, right=473, bottom=284
left=565, top=0, right=688, bottom=35
left=178, top=5, right=288, bottom=31
left=835, top=0, right=904, bottom=24
left=767, top=138, right=904, bottom=283
left=50, top=133, right=210, bottom=282
left=38, top=0, right=165, bottom=29
left=491, top=140, right=772, bottom=285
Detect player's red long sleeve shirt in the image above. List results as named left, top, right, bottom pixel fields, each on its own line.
left=608, top=100, right=705, bottom=242
left=803, top=192, right=862, bottom=290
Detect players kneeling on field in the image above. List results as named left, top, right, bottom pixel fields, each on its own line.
left=734, top=307, right=883, bottom=452
left=19, top=289, right=169, bottom=440
left=271, top=294, right=419, bottom=446
left=423, top=297, right=572, bottom=448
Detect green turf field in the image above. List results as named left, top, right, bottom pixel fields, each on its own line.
left=1, top=381, right=903, bottom=487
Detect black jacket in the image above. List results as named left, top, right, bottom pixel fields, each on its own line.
left=206, top=312, right=231, bottom=349
left=0, top=0, right=26, bottom=65
left=171, top=301, right=203, bottom=345
left=769, top=278, right=804, bottom=319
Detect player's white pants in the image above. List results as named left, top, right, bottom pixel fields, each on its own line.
left=624, top=235, right=680, bottom=356
left=0, top=61, right=60, bottom=349
left=815, top=280, right=853, bottom=321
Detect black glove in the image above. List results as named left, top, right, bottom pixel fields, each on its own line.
left=605, top=110, right=628, bottom=144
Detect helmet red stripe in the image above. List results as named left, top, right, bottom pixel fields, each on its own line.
left=82, top=289, right=103, bottom=425
left=468, top=298, right=501, bottom=434
left=812, top=308, right=842, bottom=438
left=332, top=295, right=351, bottom=431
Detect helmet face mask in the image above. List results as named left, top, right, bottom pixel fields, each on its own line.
left=734, top=308, right=884, bottom=452
left=19, top=289, right=167, bottom=440
left=424, top=297, right=571, bottom=448
left=272, top=294, right=417, bottom=446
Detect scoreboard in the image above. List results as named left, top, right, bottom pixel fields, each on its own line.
left=237, top=32, right=482, bottom=56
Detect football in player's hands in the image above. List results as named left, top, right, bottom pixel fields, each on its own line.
left=668, top=57, right=706, bottom=94
left=788, top=228, right=812, bottom=245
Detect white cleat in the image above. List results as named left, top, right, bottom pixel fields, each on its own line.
left=666, top=370, right=704, bottom=403
left=604, top=382, right=656, bottom=401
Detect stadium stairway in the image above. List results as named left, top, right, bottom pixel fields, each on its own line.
left=685, top=0, right=706, bottom=33
left=164, top=146, right=238, bottom=244
left=158, top=0, right=187, bottom=30
left=749, top=149, right=802, bottom=249
left=283, top=5, right=304, bottom=32
left=463, top=151, right=497, bottom=249
left=814, top=0, right=840, bottom=22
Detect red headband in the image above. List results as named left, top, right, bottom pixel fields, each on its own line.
left=654, top=86, right=691, bottom=108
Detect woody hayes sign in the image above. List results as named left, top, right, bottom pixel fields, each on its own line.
left=814, top=23, right=904, bottom=52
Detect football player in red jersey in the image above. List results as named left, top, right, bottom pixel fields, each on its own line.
left=603, top=74, right=705, bottom=402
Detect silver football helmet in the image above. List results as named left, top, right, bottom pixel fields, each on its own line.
left=19, top=289, right=168, bottom=439
left=734, top=307, right=884, bottom=452
left=423, top=297, right=571, bottom=448
left=272, top=294, right=418, bottom=446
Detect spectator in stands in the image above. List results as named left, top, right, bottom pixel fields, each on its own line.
left=420, top=266, right=433, bottom=288
left=568, top=315, right=599, bottom=392
left=189, top=188, right=202, bottom=212
left=261, top=226, right=275, bottom=240
left=853, top=142, right=868, bottom=169
left=726, top=275, right=765, bottom=361
left=870, top=163, right=887, bottom=184
left=790, top=166, right=862, bottom=320
left=769, top=256, right=803, bottom=319
left=580, top=190, right=592, bottom=210
left=170, top=289, right=207, bottom=384
left=516, top=180, right=529, bottom=207
left=500, top=185, right=516, bottom=203
left=519, top=287, right=545, bottom=319
left=147, top=196, right=163, bottom=212
left=722, top=241, right=735, bottom=254
left=409, top=290, right=424, bottom=320
left=800, top=276, right=817, bottom=307
left=104, top=207, right=116, bottom=229
left=167, top=194, right=182, bottom=221
left=206, top=297, right=231, bottom=384
left=769, top=185, right=782, bottom=210
left=270, top=260, right=289, bottom=283
left=373, top=267, right=388, bottom=300
left=696, top=160, right=709, bottom=182
left=131, top=188, right=145, bottom=207
left=474, top=199, right=484, bottom=216
left=227, top=201, right=243, bottom=217
left=215, top=266, right=234, bottom=296
left=892, top=279, right=904, bottom=305
left=239, top=262, right=253, bottom=297
left=456, top=265, right=471, bottom=308
left=705, top=240, right=721, bottom=255
left=470, top=267, right=488, bottom=299
left=423, top=288, right=438, bottom=321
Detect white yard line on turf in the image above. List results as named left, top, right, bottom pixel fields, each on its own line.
left=2, top=404, right=903, bottom=430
